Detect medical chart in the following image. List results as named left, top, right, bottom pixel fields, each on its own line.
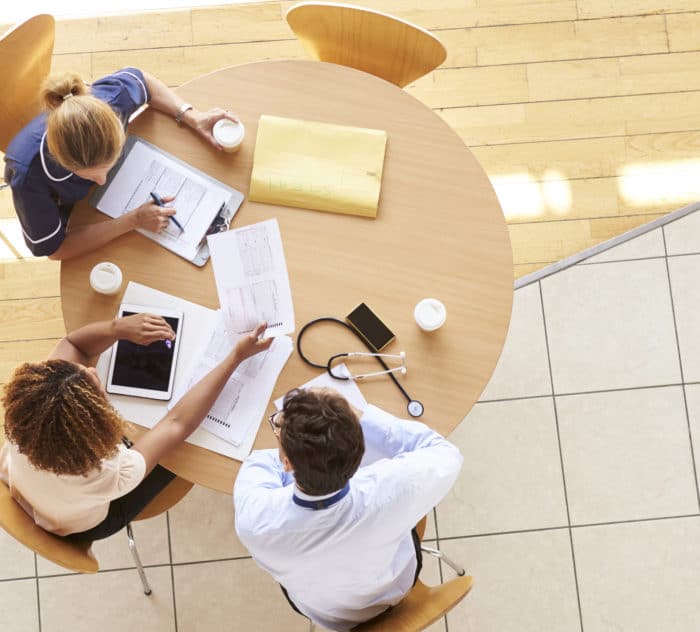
left=92, top=136, right=238, bottom=262
left=170, top=310, right=293, bottom=447
left=207, top=218, right=295, bottom=337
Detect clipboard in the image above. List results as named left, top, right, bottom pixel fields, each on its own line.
left=91, top=135, right=244, bottom=266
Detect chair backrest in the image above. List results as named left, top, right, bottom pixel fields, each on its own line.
left=352, top=575, right=474, bottom=632
left=0, top=479, right=98, bottom=573
left=285, top=2, right=446, bottom=88
left=133, top=475, right=193, bottom=521
left=0, top=14, right=55, bottom=152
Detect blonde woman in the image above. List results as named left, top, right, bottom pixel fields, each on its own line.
left=0, top=315, right=271, bottom=540
left=4, top=67, right=237, bottom=259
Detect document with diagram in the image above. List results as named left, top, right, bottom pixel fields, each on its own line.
left=170, top=310, right=293, bottom=450
left=91, top=135, right=243, bottom=264
left=207, top=218, right=295, bottom=337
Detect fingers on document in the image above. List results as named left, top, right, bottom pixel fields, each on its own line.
left=253, top=322, right=268, bottom=339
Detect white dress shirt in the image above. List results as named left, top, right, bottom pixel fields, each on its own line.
left=0, top=440, right=146, bottom=536
left=234, top=405, right=463, bottom=631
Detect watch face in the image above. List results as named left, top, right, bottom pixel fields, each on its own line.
left=408, top=400, right=424, bottom=417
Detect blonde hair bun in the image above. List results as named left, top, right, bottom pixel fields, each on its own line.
left=41, top=72, right=89, bottom=111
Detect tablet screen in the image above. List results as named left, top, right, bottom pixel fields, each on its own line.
left=109, top=311, right=181, bottom=394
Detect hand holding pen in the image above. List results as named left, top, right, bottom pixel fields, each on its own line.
left=150, top=192, right=185, bottom=233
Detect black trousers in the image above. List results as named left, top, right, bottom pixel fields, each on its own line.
left=66, top=465, right=176, bottom=542
left=280, top=526, right=424, bottom=617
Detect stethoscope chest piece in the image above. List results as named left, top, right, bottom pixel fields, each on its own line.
left=407, top=400, right=424, bottom=418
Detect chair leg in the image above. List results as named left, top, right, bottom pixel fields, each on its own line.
left=420, top=545, right=466, bottom=576
left=126, top=523, right=152, bottom=595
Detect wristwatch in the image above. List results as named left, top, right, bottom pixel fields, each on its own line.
left=175, top=102, right=193, bottom=125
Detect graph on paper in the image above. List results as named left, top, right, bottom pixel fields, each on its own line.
left=207, top=219, right=295, bottom=337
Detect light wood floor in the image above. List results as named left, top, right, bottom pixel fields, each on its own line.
left=2, top=0, right=700, bottom=382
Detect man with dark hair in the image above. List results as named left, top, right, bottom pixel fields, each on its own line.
left=234, top=388, right=463, bottom=631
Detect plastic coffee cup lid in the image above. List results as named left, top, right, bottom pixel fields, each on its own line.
left=414, top=298, right=447, bottom=331
left=213, top=120, right=244, bottom=146
left=90, top=262, right=122, bottom=294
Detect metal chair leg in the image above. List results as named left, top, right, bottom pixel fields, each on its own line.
left=421, top=545, right=466, bottom=576
left=126, top=523, right=152, bottom=595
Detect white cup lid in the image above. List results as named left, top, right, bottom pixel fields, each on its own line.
left=414, top=298, right=447, bottom=330
left=90, top=262, right=122, bottom=292
left=213, top=119, right=244, bottom=145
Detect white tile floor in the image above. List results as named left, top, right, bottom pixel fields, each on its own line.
left=4, top=207, right=700, bottom=631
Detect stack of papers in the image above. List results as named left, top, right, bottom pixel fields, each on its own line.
left=207, top=218, right=295, bottom=337
left=170, top=311, right=293, bottom=447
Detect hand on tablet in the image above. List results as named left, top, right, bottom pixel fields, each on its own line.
left=115, top=313, right=176, bottom=345
left=234, top=322, right=273, bottom=361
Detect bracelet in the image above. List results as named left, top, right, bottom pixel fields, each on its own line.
left=175, top=102, right=193, bottom=125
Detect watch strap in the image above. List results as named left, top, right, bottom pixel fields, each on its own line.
left=175, top=102, right=193, bottom=124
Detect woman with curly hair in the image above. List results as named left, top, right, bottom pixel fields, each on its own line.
left=0, top=314, right=271, bottom=540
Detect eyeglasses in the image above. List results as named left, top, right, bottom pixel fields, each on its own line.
left=268, top=410, right=283, bottom=437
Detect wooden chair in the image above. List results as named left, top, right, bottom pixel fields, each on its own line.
left=0, top=475, right=192, bottom=595
left=0, top=14, right=55, bottom=152
left=349, top=517, right=474, bottom=631
left=285, top=2, right=446, bottom=88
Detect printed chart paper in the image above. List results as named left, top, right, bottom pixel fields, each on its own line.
left=92, top=136, right=240, bottom=262
left=208, top=218, right=295, bottom=337
left=170, top=311, right=293, bottom=449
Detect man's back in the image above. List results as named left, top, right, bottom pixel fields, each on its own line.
left=234, top=404, right=463, bottom=631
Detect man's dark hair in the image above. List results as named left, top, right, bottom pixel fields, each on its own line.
left=280, top=388, right=365, bottom=495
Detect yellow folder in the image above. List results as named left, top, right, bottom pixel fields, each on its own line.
left=249, top=115, right=387, bottom=218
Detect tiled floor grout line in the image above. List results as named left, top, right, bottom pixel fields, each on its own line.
left=579, top=250, right=700, bottom=267
left=479, top=380, right=700, bottom=405
left=571, top=512, right=700, bottom=530
left=661, top=228, right=700, bottom=511
left=434, top=512, right=700, bottom=542
left=34, top=553, right=41, bottom=632
left=431, top=507, right=448, bottom=632
left=27, top=555, right=256, bottom=582
left=0, top=575, right=36, bottom=583
left=166, top=512, right=179, bottom=632
left=537, top=280, right=585, bottom=632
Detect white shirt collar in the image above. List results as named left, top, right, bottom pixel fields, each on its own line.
left=40, top=132, right=73, bottom=182
left=293, top=486, right=343, bottom=501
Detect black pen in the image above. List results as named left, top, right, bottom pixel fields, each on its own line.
left=150, top=191, right=185, bottom=233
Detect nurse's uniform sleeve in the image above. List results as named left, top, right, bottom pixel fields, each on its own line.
left=90, top=67, right=150, bottom=123
left=11, top=185, right=65, bottom=256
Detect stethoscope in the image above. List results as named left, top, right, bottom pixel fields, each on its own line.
left=296, top=317, right=425, bottom=418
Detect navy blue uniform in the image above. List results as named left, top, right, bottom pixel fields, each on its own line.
left=4, top=68, right=150, bottom=256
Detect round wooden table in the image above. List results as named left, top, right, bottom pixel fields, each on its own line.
left=61, top=60, right=513, bottom=493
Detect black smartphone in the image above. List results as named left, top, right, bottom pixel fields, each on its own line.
left=346, top=303, right=395, bottom=351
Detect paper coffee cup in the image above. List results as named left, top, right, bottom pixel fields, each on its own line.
left=90, top=262, right=122, bottom=295
left=213, top=119, right=245, bottom=153
left=414, top=298, right=447, bottom=332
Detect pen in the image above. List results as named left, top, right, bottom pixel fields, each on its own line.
left=150, top=191, right=185, bottom=233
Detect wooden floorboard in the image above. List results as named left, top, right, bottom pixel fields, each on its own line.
left=2, top=0, right=699, bottom=368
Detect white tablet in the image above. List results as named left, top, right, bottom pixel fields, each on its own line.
left=106, top=304, right=184, bottom=401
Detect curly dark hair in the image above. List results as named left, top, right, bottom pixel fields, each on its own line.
left=2, top=360, right=125, bottom=476
left=280, top=388, right=365, bottom=495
